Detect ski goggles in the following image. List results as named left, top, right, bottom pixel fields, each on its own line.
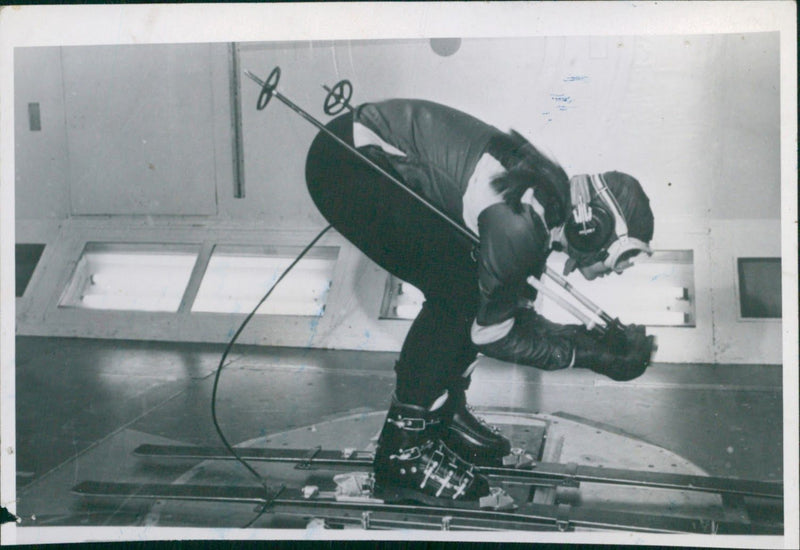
left=602, top=235, right=653, bottom=273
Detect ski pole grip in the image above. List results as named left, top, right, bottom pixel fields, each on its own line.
left=649, top=335, right=659, bottom=353
left=610, top=318, right=658, bottom=352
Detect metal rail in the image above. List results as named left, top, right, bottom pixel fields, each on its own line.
left=72, top=480, right=780, bottom=534
left=132, top=444, right=782, bottom=500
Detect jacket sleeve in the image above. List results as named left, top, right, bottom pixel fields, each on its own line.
left=472, top=202, right=582, bottom=371
left=476, top=308, right=585, bottom=370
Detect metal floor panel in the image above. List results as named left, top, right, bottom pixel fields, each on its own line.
left=14, top=335, right=783, bottom=524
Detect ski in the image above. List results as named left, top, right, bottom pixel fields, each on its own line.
left=132, top=443, right=782, bottom=500
left=70, top=480, right=778, bottom=534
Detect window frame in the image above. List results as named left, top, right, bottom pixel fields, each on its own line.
left=734, top=256, right=783, bottom=322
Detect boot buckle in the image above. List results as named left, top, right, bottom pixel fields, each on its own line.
left=420, top=448, right=445, bottom=489
left=452, top=469, right=474, bottom=499
left=387, top=415, right=437, bottom=431
left=435, top=470, right=455, bottom=497
left=389, top=446, right=422, bottom=461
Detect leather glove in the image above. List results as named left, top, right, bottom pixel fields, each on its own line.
left=573, top=329, right=653, bottom=382
left=599, top=322, right=648, bottom=355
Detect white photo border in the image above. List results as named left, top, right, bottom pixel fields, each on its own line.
left=0, top=2, right=796, bottom=547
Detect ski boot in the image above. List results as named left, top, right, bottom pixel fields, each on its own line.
left=373, top=393, right=490, bottom=504
left=442, top=389, right=512, bottom=466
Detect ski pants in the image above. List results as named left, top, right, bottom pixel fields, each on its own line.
left=305, top=112, right=480, bottom=407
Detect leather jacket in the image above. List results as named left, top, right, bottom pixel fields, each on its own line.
left=354, top=100, right=576, bottom=371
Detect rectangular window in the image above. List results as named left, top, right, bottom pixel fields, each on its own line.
left=14, top=244, right=44, bottom=298
left=16, top=243, right=46, bottom=297
left=380, top=251, right=696, bottom=327
left=539, top=250, right=696, bottom=327
left=58, top=243, right=199, bottom=312
left=737, top=257, right=782, bottom=319
left=380, top=276, right=425, bottom=320
left=191, top=245, right=338, bottom=316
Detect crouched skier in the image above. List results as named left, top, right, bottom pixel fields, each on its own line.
left=304, top=99, right=655, bottom=503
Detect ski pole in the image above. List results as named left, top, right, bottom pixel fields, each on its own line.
left=543, top=268, right=658, bottom=351
left=244, top=67, right=478, bottom=250
left=543, top=267, right=623, bottom=330
left=527, top=276, right=600, bottom=330
left=245, top=67, right=633, bottom=339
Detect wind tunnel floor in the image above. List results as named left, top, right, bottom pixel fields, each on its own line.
left=13, top=336, right=783, bottom=528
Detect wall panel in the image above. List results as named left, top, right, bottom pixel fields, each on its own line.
left=13, top=35, right=784, bottom=364
left=62, top=43, right=220, bottom=216
left=715, top=33, right=781, bottom=220
left=709, top=220, right=782, bottom=364
left=14, top=47, right=71, bottom=220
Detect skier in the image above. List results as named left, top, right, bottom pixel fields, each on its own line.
left=305, top=99, right=655, bottom=502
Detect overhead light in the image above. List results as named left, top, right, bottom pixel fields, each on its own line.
left=192, top=245, right=338, bottom=316
left=59, top=243, right=199, bottom=312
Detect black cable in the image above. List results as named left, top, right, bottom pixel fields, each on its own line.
left=210, top=224, right=333, bottom=528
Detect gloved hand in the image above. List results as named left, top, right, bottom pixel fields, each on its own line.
left=573, top=328, right=654, bottom=382
left=598, top=322, right=648, bottom=356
